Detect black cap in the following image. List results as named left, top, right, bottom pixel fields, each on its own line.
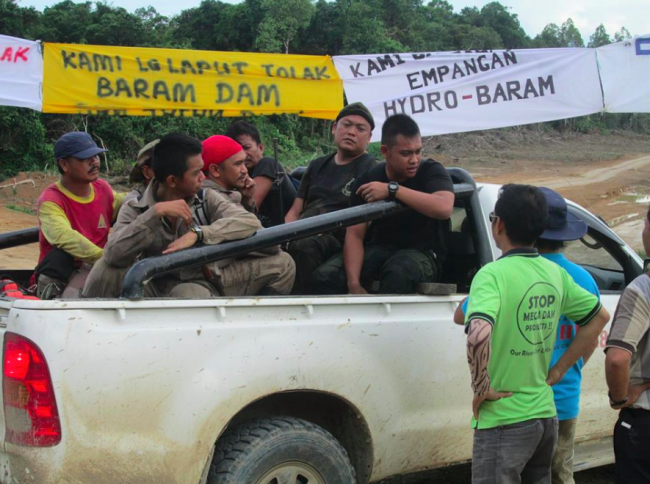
left=335, top=102, right=375, bottom=130
left=539, top=187, right=588, bottom=241
left=54, top=132, right=108, bottom=160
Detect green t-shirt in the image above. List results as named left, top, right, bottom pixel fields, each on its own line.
left=465, top=249, right=601, bottom=430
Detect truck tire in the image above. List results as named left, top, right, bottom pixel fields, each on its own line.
left=209, top=416, right=357, bottom=484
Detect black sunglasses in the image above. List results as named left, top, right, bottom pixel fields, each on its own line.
left=489, top=212, right=499, bottom=223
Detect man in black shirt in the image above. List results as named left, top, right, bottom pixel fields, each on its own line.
left=311, top=114, right=455, bottom=295
left=225, top=120, right=296, bottom=227
left=284, top=103, right=377, bottom=294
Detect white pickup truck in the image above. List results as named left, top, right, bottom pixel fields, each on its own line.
left=0, top=168, right=641, bottom=484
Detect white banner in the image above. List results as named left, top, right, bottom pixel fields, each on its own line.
left=333, top=49, right=604, bottom=140
left=0, top=35, right=43, bottom=111
left=598, top=34, right=650, bottom=113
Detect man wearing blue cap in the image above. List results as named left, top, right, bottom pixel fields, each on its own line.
left=535, top=188, right=600, bottom=484
left=454, top=186, right=601, bottom=484
left=35, top=131, right=126, bottom=299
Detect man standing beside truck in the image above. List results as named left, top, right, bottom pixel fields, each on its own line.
left=311, top=114, right=454, bottom=295
left=35, top=131, right=126, bottom=299
left=455, top=187, right=601, bottom=484
left=605, top=205, right=650, bottom=484
left=464, top=184, right=609, bottom=484
left=82, top=133, right=261, bottom=298
left=284, top=102, right=377, bottom=294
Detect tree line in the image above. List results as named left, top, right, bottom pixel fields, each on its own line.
left=0, top=0, right=647, bottom=177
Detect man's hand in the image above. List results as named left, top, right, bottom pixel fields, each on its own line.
left=348, top=281, right=368, bottom=295
left=357, top=182, right=389, bottom=203
left=611, top=382, right=650, bottom=409
left=472, top=388, right=513, bottom=419
left=240, top=175, right=256, bottom=200
left=546, top=365, right=567, bottom=387
left=163, top=231, right=198, bottom=254
left=155, top=200, right=192, bottom=226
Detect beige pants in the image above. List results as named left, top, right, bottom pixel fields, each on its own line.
left=82, top=257, right=218, bottom=299
left=552, top=418, right=577, bottom=484
left=211, top=251, right=296, bottom=296
left=83, top=252, right=295, bottom=299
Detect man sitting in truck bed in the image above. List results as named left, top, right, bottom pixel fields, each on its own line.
left=82, top=133, right=261, bottom=299
left=200, top=135, right=295, bottom=296
left=311, top=114, right=455, bottom=294
left=124, top=139, right=158, bottom=201
left=225, top=120, right=296, bottom=227
left=284, top=102, right=377, bottom=294
left=35, top=131, right=126, bottom=299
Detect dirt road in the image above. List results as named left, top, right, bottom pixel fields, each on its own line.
left=473, top=154, right=650, bottom=253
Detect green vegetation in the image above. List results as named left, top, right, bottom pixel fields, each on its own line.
left=6, top=203, right=36, bottom=215
left=0, top=0, right=647, bottom=178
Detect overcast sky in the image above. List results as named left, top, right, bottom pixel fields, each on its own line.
left=15, top=0, right=650, bottom=43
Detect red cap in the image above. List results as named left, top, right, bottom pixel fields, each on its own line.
left=202, top=135, right=243, bottom=172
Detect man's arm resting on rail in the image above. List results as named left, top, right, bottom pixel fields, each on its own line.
left=344, top=223, right=368, bottom=294
left=39, top=201, right=104, bottom=264
left=467, top=318, right=512, bottom=419
left=547, top=306, right=610, bottom=385
left=396, top=188, right=454, bottom=219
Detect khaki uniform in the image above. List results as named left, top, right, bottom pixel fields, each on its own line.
left=83, top=181, right=261, bottom=298
left=201, top=178, right=295, bottom=296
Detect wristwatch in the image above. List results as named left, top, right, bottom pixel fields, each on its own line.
left=608, top=392, right=629, bottom=407
left=388, top=181, right=399, bottom=200
left=190, top=225, right=204, bottom=242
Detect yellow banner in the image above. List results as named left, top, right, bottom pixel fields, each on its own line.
left=42, top=43, right=342, bottom=119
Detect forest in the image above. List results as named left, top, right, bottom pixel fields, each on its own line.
left=0, top=0, right=648, bottom=177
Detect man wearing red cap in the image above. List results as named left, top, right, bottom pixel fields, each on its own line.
left=201, top=135, right=295, bottom=296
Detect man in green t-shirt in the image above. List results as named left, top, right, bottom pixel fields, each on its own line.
left=465, top=184, right=609, bottom=483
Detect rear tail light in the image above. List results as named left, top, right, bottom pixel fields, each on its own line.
left=3, top=332, right=61, bottom=446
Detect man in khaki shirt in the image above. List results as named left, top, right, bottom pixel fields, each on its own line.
left=200, top=135, right=295, bottom=296
left=83, top=133, right=261, bottom=298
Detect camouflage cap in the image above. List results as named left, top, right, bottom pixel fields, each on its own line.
left=129, top=139, right=159, bottom=183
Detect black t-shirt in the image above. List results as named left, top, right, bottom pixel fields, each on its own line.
left=249, top=157, right=297, bottom=225
left=297, top=152, right=376, bottom=219
left=351, top=159, right=454, bottom=257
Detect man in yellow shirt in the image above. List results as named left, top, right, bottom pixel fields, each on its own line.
left=36, top=132, right=125, bottom=299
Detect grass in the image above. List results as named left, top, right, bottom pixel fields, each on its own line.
left=6, top=203, right=36, bottom=216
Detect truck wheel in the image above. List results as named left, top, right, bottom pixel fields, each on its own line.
left=209, top=416, right=357, bottom=484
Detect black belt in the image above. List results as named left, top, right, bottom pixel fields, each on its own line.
left=621, top=407, right=650, bottom=419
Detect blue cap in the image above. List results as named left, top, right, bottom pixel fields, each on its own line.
left=54, top=132, right=108, bottom=160
left=539, top=187, right=588, bottom=241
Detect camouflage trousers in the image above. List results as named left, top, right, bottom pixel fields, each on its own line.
left=82, top=251, right=295, bottom=299
left=287, top=233, right=341, bottom=295
left=310, top=244, right=440, bottom=295
left=82, top=257, right=219, bottom=299
left=205, top=251, right=295, bottom=296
